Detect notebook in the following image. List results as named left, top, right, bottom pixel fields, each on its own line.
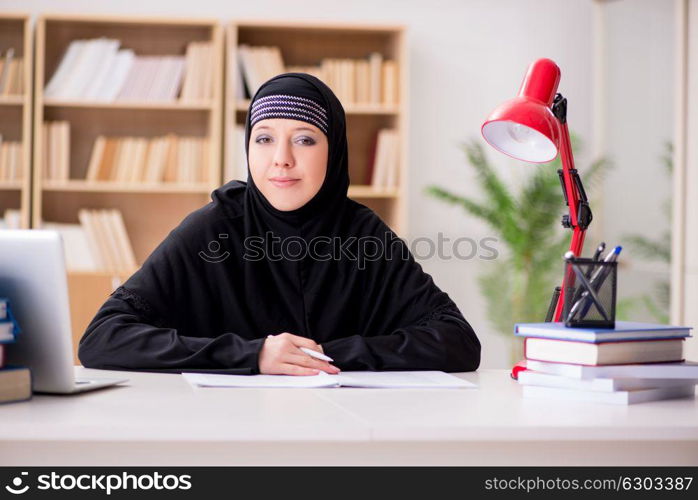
left=182, top=370, right=477, bottom=389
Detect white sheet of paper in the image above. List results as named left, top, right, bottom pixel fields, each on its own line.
left=183, top=371, right=477, bottom=389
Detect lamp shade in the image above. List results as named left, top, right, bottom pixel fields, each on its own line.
left=481, top=58, right=562, bottom=163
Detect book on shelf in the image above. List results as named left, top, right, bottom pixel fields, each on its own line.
left=42, top=121, right=70, bottom=181
left=368, top=128, right=400, bottom=189
left=41, top=208, right=137, bottom=273
left=225, top=124, right=247, bottom=182
left=0, top=136, right=23, bottom=181
left=0, top=48, right=24, bottom=96
left=83, top=134, right=210, bottom=184
left=0, top=209, right=21, bottom=229
left=44, top=37, right=213, bottom=102
left=0, top=366, right=32, bottom=405
left=237, top=45, right=285, bottom=98
left=180, top=41, right=215, bottom=102
left=237, top=45, right=398, bottom=106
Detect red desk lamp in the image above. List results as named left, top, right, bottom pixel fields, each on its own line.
left=480, top=58, right=593, bottom=378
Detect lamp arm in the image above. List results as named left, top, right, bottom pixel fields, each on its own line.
left=550, top=93, right=593, bottom=321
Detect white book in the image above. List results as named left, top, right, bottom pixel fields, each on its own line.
left=77, top=209, right=107, bottom=270
left=42, top=221, right=98, bottom=271
left=96, top=49, right=135, bottom=101
left=234, top=55, right=246, bottom=99
left=526, top=359, right=698, bottom=380
left=183, top=371, right=477, bottom=389
left=522, top=384, right=695, bottom=405
left=61, top=39, right=103, bottom=100
left=109, top=209, right=137, bottom=271
left=518, top=370, right=698, bottom=392
left=96, top=209, right=122, bottom=272
left=44, top=41, right=84, bottom=98
left=3, top=209, right=21, bottom=229
left=82, top=39, right=121, bottom=100
left=162, top=56, right=185, bottom=101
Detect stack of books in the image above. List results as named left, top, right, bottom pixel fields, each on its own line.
left=515, top=321, right=698, bottom=404
left=0, top=48, right=24, bottom=96
left=43, top=37, right=213, bottom=102
left=41, top=208, right=137, bottom=273
left=0, top=135, right=23, bottom=181
left=0, top=297, right=32, bottom=405
left=237, top=45, right=398, bottom=106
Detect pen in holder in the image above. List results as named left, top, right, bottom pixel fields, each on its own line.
left=562, top=255, right=617, bottom=329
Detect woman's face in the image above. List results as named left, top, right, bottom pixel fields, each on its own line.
left=249, top=118, right=328, bottom=211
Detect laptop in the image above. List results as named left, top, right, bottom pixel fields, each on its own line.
left=0, top=229, right=128, bottom=393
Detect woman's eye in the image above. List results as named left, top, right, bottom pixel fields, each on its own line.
left=255, top=136, right=271, bottom=144
left=296, top=137, right=316, bottom=146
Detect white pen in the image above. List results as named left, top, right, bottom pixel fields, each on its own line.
left=300, top=347, right=334, bottom=363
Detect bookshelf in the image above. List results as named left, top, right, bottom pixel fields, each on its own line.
left=32, top=14, right=224, bottom=355
left=0, top=14, right=32, bottom=229
left=225, top=21, right=408, bottom=233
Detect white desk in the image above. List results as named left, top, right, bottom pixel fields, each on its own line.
left=1, top=367, right=697, bottom=466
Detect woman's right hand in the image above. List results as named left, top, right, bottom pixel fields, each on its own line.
left=258, top=332, right=341, bottom=375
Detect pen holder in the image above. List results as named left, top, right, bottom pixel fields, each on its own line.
left=562, top=257, right=617, bottom=329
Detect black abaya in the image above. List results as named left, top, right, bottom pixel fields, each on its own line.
left=78, top=73, right=481, bottom=374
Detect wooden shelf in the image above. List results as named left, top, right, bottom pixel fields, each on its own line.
left=348, top=185, right=399, bottom=198
left=0, top=95, right=25, bottom=106
left=225, top=21, right=408, bottom=233
left=33, top=14, right=224, bottom=352
left=42, top=180, right=211, bottom=194
left=0, top=14, right=32, bottom=229
left=43, top=99, right=214, bottom=111
left=0, top=180, right=24, bottom=190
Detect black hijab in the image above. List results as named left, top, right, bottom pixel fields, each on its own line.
left=244, top=72, right=349, bottom=231
left=78, top=74, right=481, bottom=374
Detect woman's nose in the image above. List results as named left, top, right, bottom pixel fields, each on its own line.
left=272, top=141, right=294, bottom=168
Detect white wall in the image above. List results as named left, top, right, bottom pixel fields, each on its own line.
left=2, top=0, right=598, bottom=368
left=598, top=0, right=675, bottom=325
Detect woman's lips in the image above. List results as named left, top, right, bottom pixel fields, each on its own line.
left=269, top=178, right=300, bottom=188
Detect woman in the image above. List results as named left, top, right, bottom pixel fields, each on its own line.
left=78, top=73, right=481, bottom=375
